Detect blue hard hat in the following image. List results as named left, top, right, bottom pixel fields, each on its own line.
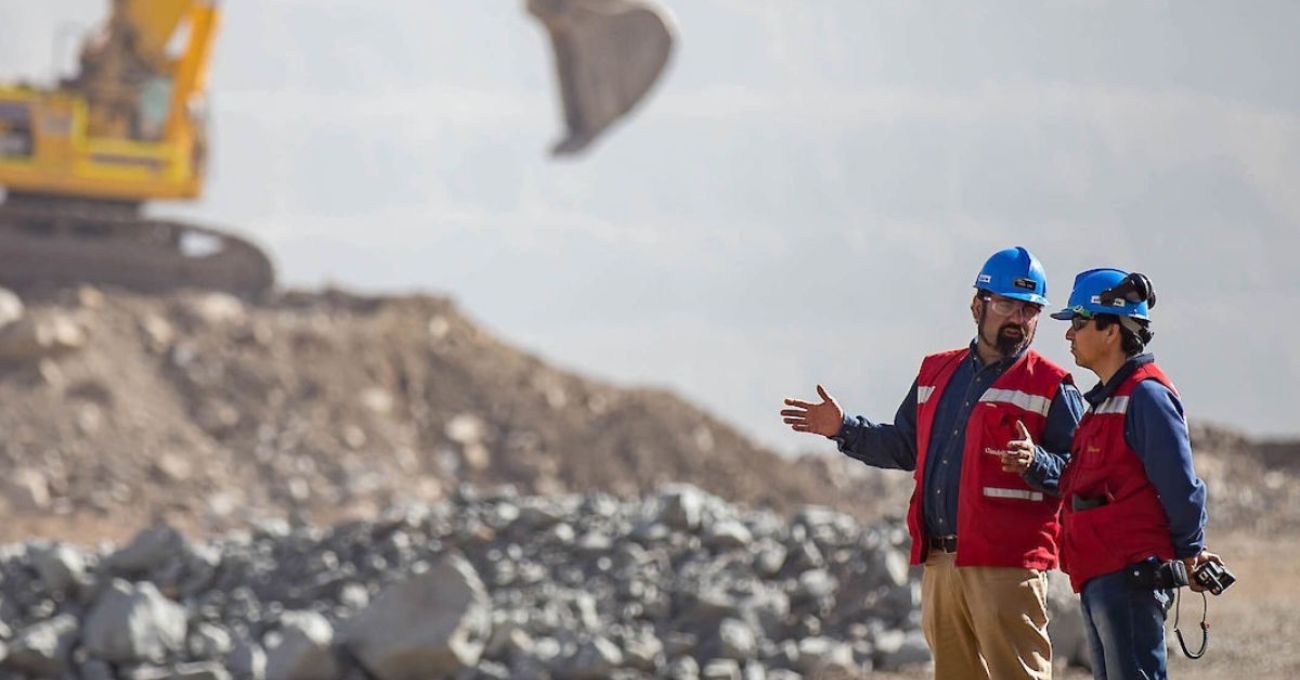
left=973, top=246, right=1049, bottom=306
left=1050, top=268, right=1151, bottom=321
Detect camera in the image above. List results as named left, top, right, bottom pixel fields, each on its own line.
left=1192, top=560, right=1236, bottom=595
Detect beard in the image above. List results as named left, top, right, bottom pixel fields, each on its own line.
left=994, top=323, right=1031, bottom=355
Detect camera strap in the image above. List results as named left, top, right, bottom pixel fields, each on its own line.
left=1173, top=587, right=1210, bottom=659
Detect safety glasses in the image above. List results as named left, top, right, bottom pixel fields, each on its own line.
left=1069, top=312, right=1094, bottom=331
left=981, top=295, right=1042, bottom=318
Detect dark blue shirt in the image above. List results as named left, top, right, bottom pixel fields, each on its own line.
left=830, top=342, right=1084, bottom=538
left=1082, top=354, right=1207, bottom=559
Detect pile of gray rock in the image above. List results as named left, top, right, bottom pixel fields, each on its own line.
left=0, top=485, right=948, bottom=680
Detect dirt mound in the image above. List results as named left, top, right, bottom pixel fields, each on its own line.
left=0, top=285, right=1293, bottom=545
left=0, top=286, right=913, bottom=543
left=1188, top=424, right=1300, bottom=533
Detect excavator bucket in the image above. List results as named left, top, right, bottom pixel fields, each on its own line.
left=527, top=0, right=676, bottom=156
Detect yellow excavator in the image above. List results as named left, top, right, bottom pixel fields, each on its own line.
left=0, top=0, right=675, bottom=296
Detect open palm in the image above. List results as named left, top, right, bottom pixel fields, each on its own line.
left=781, top=385, right=845, bottom=437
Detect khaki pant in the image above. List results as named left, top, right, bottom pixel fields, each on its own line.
left=921, top=551, right=1052, bottom=680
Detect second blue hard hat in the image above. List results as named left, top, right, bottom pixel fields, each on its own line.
left=974, top=246, right=1049, bottom=306
left=1050, top=268, right=1152, bottom=321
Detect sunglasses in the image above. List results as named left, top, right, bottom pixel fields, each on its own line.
left=981, top=296, right=1042, bottom=318
left=1069, top=314, right=1094, bottom=331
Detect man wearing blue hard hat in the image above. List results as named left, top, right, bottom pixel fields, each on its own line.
left=1036, top=268, right=1219, bottom=680
left=781, top=247, right=1084, bottom=680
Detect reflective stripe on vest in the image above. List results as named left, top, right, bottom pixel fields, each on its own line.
left=1093, top=396, right=1130, bottom=415
left=917, top=385, right=936, bottom=404
left=977, top=388, right=1052, bottom=417
left=983, top=486, right=1044, bottom=502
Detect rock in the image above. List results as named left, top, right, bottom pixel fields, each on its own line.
left=226, top=639, right=268, bottom=680
left=716, top=619, right=757, bottom=661
left=189, top=622, right=234, bottom=660
left=29, top=542, right=87, bottom=595
left=344, top=553, right=491, bottom=680
left=83, top=580, right=187, bottom=664
left=139, top=313, right=176, bottom=350
left=360, top=388, right=394, bottom=415
left=659, top=485, right=705, bottom=532
left=556, top=636, right=623, bottom=679
left=109, top=526, right=188, bottom=575
left=794, top=569, right=838, bottom=603
left=874, top=629, right=930, bottom=671
left=80, top=659, right=115, bottom=680
left=794, top=638, right=855, bottom=676
left=702, top=658, right=742, bottom=680
left=753, top=542, right=788, bottom=578
left=6, top=468, right=50, bottom=510
left=264, top=610, right=337, bottom=680
left=120, top=665, right=173, bottom=680
left=707, top=520, right=753, bottom=551
left=864, top=544, right=911, bottom=589
left=621, top=630, right=663, bottom=672
left=187, top=293, right=247, bottom=326
left=0, top=287, right=22, bottom=330
left=445, top=414, right=486, bottom=445
left=667, top=656, right=700, bottom=680
left=171, top=661, right=234, bottom=680
left=5, top=614, right=78, bottom=676
left=0, top=312, right=86, bottom=360
left=154, top=452, right=196, bottom=483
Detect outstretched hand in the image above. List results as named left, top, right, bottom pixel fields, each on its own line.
left=781, top=385, right=844, bottom=437
left=986, top=420, right=1036, bottom=474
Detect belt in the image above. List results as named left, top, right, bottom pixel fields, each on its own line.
left=1127, top=558, right=1189, bottom=590
left=1071, top=494, right=1109, bottom=511
left=928, top=535, right=958, bottom=554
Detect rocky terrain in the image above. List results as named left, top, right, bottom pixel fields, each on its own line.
left=0, top=486, right=909, bottom=680
left=0, top=285, right=1295, bottom=678
left=0, top=286, right=1292, bottom=545
left=0, top=485, right=1102, bottom=680
left=0, top=286, right=917, bottom=544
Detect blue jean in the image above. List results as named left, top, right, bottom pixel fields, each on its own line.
left=1080, top=567, right=1174, bottom=680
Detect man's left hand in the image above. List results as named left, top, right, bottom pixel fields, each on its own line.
left=986, top=420, right=1035, bottom=474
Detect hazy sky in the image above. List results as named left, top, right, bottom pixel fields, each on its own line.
left=3, top=1, right=1299, bottom=454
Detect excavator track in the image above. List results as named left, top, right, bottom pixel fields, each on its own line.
left=0, top=198, right=273, bottom=297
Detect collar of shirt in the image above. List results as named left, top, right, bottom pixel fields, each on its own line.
left=966, top=339, right=1024, bottom=373
left=1083, top=353, right=1156, bottom=407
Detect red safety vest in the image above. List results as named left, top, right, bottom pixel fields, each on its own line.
left=907, top=348, right=1070, bottom=569
left=1059, top=363, right=1178, bottom=592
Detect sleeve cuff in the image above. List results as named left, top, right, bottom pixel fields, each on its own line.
left=1022, top=446, right=1048, bottom=482
left=827, top=414, right=853, bottom=442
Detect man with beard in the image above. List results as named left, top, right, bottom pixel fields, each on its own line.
left=781, top=246, right=1084, bottom=680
